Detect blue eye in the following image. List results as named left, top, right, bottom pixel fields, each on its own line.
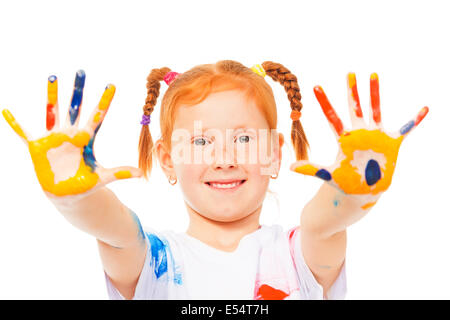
left=193, top=137, right=208, bottom=146
left=236, top=135, right=251, bottom=143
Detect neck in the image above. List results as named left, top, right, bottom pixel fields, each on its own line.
left=185, top=204, right=262, bottom=252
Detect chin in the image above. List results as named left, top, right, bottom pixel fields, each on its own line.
left=205, top=205, right=254, bottom=223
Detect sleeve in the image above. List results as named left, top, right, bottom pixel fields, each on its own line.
left=288, top=226, right=347, bottom=300
left=104, top=228, right=169, bottom=300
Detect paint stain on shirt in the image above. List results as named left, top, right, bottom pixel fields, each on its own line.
left=145, top=232, right=183, bottom=285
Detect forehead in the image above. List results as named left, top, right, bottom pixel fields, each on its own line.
left=173, top=90, right=269, bottom=131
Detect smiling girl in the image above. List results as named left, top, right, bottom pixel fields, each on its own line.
left=2, top=60, right=428, bottom=300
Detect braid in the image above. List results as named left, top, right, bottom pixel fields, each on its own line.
left=139, top=67, right=171, bottom=179
left=261, top=61, right=309, bottom=160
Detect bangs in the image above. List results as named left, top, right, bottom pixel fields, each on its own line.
left=169, top=73, right=277, bottom=129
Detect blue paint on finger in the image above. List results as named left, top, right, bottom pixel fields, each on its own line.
left=69, top=70, right=86, bottom=125
left=315, top=168, right=332, bottom=181
left=365, top=159, right=381, bottom=186
left=400, top=120, right=415, bottom=135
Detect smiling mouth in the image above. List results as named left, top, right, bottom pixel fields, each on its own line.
left=205, top=180, right=247, bottom=190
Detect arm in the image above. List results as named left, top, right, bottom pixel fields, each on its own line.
left=51, top=187, right=148, bottom=300
left=2, top=70, right=145, bottom=299
left=291, top=73, right=428, bottom=298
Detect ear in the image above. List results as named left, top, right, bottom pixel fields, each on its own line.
left=154, top=139, right=176, bottom=179
left=269, top=132, right=284, bottom=175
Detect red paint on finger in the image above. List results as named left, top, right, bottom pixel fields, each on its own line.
left=415, top=107, right=429, bottom=126
left=314, top=86, right=344, bottom=136
left=348, top=73, right=363, bottom=117
left=46, top=103, right=55, bottom=130
left=370, top=73, right=381, bottom=124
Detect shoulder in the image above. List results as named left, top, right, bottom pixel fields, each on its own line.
left=259, top=224, right=299, bottom=241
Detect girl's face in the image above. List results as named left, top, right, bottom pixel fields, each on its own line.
left=156, top=89, right=283, bottom=223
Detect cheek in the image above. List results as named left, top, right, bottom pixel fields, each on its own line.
left=245, top=164, right=270, bottom=189
left=175, top=164, right=203, bottom=185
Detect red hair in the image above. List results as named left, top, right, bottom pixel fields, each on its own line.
left=139, top=60, right=308, bottom=179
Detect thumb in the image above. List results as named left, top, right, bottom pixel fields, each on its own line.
left=99, top=166, right=144, bottom=185
left=290, top=160, right=332, bottom=182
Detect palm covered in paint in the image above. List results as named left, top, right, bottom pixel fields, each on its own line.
left=2, top=70, right=142, bottom=198
left=291, top=73, right=428, bottom=204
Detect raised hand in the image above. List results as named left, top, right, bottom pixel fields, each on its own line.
left=291, top=73, right=428, bottom=208
left=2, top=70, right=142, bottom=198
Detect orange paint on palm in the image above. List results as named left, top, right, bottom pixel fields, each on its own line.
left=332, top=129, right=403, bottom=195
left=314, top=86, right=344, bottom=135
left=348, top=73, right=363, bottom=117
left=256, top=284, right=289, bottom=300
left=28, top=131, right=99, bottom=196
left=370, top=73, right=381, bottom=123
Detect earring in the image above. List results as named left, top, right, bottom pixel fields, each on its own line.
left=168, top=176, right=177, bottom=185
left=270, top=173, right=278, bottom=179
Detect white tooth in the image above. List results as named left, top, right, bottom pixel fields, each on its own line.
left=211, top=181, right=240, bottom=189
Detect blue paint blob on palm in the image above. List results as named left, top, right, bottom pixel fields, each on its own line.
left=69, top=70, right=86, bottom=125
left=315, top=168, right=332, bottom=181
left=365, top=159, right=381, bottom=186
left=400, top=120, right=415, bottom=135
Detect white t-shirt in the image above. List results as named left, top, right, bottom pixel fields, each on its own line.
left=105, top=224, right=347, bottom=300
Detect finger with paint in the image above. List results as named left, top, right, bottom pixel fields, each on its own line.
left=2, top=109, right=31, bottom=145
left=398, top=106, right=429, bottom=138
left=2, top=70, right=143, bottom=198
left=369, top=73, right=382, bottom=128
left=46, top=75, right=59, bottom=131
left=65, top=70, right=86, bottom=128
left=346, top=72, right=365, bottom=129
left=291, top=73, right=429, bottom=200
left=313, top=85, right=345, bottom=137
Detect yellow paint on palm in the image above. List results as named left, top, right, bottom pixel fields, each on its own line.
left=2, top=109, right=28, bottom=141
left=333, top=129, right=403, bottom=195
left=114, top=170, right=132, bottom=179
left=28, top=131, right=99, bottom=196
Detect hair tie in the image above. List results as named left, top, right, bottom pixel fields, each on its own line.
left=290, top=110, right=302, bottom=121
left=251, top=64, right=266, bottom=78
left=140, top=114, right=151, bottom=125
left=164, top=71, right=180, bottom=85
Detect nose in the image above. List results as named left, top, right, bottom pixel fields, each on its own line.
left=212, top=141, right=237, bottom=170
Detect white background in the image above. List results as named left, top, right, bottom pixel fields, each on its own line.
left=0, top=0, right=448, bottom=299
